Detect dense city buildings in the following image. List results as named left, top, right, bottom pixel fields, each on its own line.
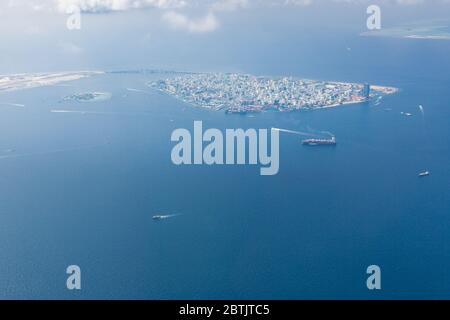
left=150, top=73, right=397, bottom=114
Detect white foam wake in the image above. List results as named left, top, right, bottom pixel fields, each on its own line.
left=0, top=144, right=106, bottom=160
left=0, top=103, right=25, bottom=107
left=419, top=104, right=425, bottom=116
left=272, top=128, right=317, bottom=137
left=126, top=88, right=150, bottom=94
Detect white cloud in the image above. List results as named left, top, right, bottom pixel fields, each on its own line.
left=162, top=11, right=219, bottom=32
left=280, top=0, right=445, bottom=6
left=2, top=0, right=448, bottom=36
left=1, top=0, right=448, bottom=13
left=211, top=0, right=248, bottom=11
left=161, top=0, right=248, bottom=33
left=283, top=0, right=312, bottom=6
left=55, top=0, right=187, bottom=13
left=58, top=41, right=84, bottom=54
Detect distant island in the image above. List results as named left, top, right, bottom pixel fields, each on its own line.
left=361, top=20, right=450, bottom=41
left=0, top=71, right=103, bottom=92
left=63, top=92, right=112, bottom=103
left=0, top=69, right=187, bottom=93
left=149, top=73, right=398, bottom=114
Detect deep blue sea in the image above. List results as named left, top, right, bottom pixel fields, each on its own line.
left=0, top=35, right=449, bottom=299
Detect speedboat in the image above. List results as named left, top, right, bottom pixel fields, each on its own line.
left=418, top=171, right=430, bottom=177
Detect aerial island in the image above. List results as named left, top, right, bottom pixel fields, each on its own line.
left=361, top=20, right=450, bottom=40
left=0, top=71, right=103, bottom=92
left=150, top=73, right=398, bottom=114
left=63, top=92, right=112, bottom=103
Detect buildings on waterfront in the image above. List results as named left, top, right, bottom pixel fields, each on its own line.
left=151, top=73, right=388, bottom=113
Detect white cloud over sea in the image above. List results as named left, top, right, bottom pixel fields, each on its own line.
left=5, top=0, right=445, bottom=14
left=162, top=11, right=219, bottom=33
left=161, top=0, right=248, bottom=33
left=55, top=0, right=187, bottom=13
left=1, top=0, right=449, bottom=34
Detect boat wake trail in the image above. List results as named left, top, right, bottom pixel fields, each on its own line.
left=419, top=104, right=425, bottom=116
left=50, top=109, right=120, bottom=115
left=273, top=127, right=336, bottom=139
left=152, top=213, right=183, bottom=220
left=51, top=110, right=116, bottom=115
left=50, top=109, right=153, bottom=117
left=126, top=88, right=151, bottom=94
left=0, top=144, right=106, bottom=160
left=272, top=128, right=317, bottom=137
left=0, top=103, right=25, bottom=108
left=374, top=96, right=383, bottom=106
left=51, top=110, right=88, bottom=114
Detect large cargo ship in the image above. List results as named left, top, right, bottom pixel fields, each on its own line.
left=302, top=136, right=336, bottom=146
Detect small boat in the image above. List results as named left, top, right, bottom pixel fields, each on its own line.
left=418, top=171, right=430, bottom=177
left=302, top=136, right=336, bottom=146
left=152, top=213, right=180, bottom=221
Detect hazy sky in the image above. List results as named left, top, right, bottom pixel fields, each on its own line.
left=1, top=0, right=449, bottom=73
